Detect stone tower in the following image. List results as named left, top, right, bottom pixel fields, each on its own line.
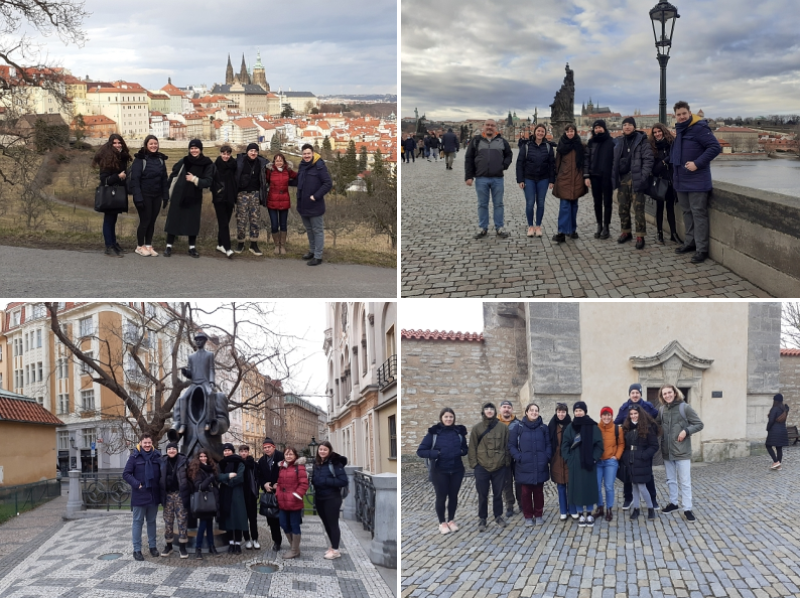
left=252, top=50, right=269, bottom=91
left=239, top=54, right=251, bottom=86
left=225, top=54, right=234, bottom=85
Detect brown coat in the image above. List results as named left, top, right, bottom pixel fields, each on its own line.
left=553, top=150, right=588, bottom=201
left=550, top=423, right=569, bottom=485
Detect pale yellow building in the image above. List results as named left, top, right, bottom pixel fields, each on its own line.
left=86, top=82, right=149, bottom=139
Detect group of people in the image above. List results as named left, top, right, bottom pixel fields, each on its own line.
left=93, top=135, right=331, bottom=266
left=417, top=383, right=727, bottom=532
left=123, top=435, right=349, bottom=561
left=401, top=131, right=460, bottom=169
left=458, top=101, right=721, bottom=263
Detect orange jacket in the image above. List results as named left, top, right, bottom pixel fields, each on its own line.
left=598, top=420, right=624, bottom=460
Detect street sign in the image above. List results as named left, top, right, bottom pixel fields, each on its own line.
left=91, top=442, right=96, bottom=450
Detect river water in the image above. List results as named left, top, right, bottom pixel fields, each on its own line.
left=711, top=158, right=800, bottom=200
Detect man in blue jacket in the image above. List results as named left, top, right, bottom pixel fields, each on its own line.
left=441, top=128, right=459, bottom=170
left=294, top=143, right=332, bottom=266
left=123, top=433, right=162, bottom=561
left=671, top=100, right=721, bottom=263
left=614, top=383, right=660, bottom=510
left=465, top=120, right=513, bottom=239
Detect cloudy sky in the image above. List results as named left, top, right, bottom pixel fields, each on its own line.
left=402, top=0, right=800, bottom=120
left=14, top=0, right=396, bottom=94
left=402, top=301, right=484, bottom=334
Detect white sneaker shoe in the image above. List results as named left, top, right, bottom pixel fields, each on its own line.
left=216, top=245, right=227, bottom=255
left=225, top=249, right=234, bottom=259
left=252, top=540, right=260, bottom=549
left=244, top=540, right=253, bottom=550
left=146, top=246, right=158, bottom=256
left=135, top=246, right=149, bottom=256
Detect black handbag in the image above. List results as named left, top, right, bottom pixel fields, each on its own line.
left=646, top=175, right=670, bottom=202
left=190, top=490, right=217, bottom=517
left=259, top=491, right=279, bottom=518
left=94, top=183, right=127, bottom=212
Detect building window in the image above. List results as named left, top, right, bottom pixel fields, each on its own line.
left=388, top=415, right=396, bottom=459
left=38, top=362, right=43, bottom=381
left=57, top=393, right=69, bottom=414
left=0, top=344, right=3, bottom=360
left=81, top=352, right=93, bottom=375
left=24, top=332, right=29, bottom=352
left=57, top=430, right=70, bottom=450
left=36, top=329, right=42, bottom=348
left=37, top=396, right=44, bottom=406
left=0, top=373, right=3, bottom=389
left=31, top=303, right=46, bottom=320
left=25, top=365, right=29, bottom=385
left=11, top=310, right=20, bottom=327
left=80, top=389, right=95, bottom=411
left=79, top=316, right=94, bottom=338
left=82, top=428, right=96, bottom=448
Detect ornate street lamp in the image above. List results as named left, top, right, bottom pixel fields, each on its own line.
left=308, top=436, right=319, bottom=459
left=649, top=1, right=680, bottom=126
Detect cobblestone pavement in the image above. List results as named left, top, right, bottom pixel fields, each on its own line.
left=401, top=449, right=800, bottom=598
left=400, top=156, right=772, bottom=298
left=0, top=507, right=392, bottom=598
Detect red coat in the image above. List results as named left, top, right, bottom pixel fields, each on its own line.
left=276, top=459, right=308, bottom=512
left=265, top=166, right=298, bottom=210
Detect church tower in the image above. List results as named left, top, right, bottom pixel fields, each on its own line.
left=239, top=54, right=251, bottom=86
left=251, top=50, right=269, bottom=91
left=225, top=54, right=234, bottom=85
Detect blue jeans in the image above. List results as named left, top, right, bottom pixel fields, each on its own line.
left=556, top=483, right=578, bottom=515
left=474, top=177, right=504, bottom=231
left=278, top=509, right=302, bottom=535
left=596, top=458, right=619, bottom=508
left=131, top=504, right=159, bottom=551
left=196, top=518, right=215, bottom=550
left=301, top=215, right=324, bottom=258
left=102, top=212, right=118, bottom=247
left=268, top=208, right=288, bottom=233
left=523, top=179, right=549, bottom=226
left=557, top=199, right=578, bottom=234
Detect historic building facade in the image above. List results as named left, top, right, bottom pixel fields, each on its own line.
left=402, top=302, right=782, bottom=463
left=283, top=393, right=325, bottom=453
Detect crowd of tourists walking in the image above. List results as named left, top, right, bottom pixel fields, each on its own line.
left=123, top=435, right=348, bottom=561
left=94, top=136, right=331, bottom=266
left=417, top=386, right=791, bottom=533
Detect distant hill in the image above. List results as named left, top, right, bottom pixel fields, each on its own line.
left=318, top=94, right=397, bottom=102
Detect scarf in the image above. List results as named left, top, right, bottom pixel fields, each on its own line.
left=590, top=131, right=610, bottom=144
left=219, top=454, right=244, bottom=474
left=571, top=414, right=598, bottom=471
left=141, top=447, right=156, bottom=489
left=166, top=455, right=178, bottom=491
left=548, top=413, right=572, bottom=451
left=199, top=462, right=215, bottom=474
left=655, top=138, right=670, bottom=151
left=556, top=133, right=584, bottom=170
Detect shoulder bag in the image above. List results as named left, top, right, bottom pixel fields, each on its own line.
left=259, top=490, right=279, bottom=518
left=94, top=182, right=127, bottom=212
left=190, top=488, right=217, bottom=517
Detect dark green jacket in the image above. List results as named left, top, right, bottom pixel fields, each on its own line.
left=217, top=457, right=248, bottom=531
left=468, top=415, right=509, bottom=472
left=561, top=422, right=603, bottom=507
left=657, top=400, right=704, bottom=461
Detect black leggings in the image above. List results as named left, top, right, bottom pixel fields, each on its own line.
left=242, top=494, right=259, bottom=541
left=136, top=192, right=162, bottom=246
left=214, top=201, right=234, bottom=250
left=166, top=234, right=197, bottom=246
left=766, top=445, right=783, bottom=463
left=431, top=469, right=464, bottom=523
left=590, top=175, right=613, bottom=226
left=656, top=188, right=678, bottom=235
left=316, top=495, right=343, bottom=549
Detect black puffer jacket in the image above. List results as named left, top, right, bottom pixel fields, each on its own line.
left=621, top=424, right=659, bottom=484
left=312, top=453, right=349, bottom=500
left=611, top=131, right=654, bottom=193
left=417, top=423, right=468, bottom=473
left=188, top=464, right=220, bottom=520
left=159, top=453, right=191, bottom=510
left=766, top=404, right=790, bottom=447
left=235, top=154, right=270, bottom=206
left=129, top=150, right=169, bottom=206
left=584, top=133, right=615, bottom=179
left=651, top=139, right=673, bottom=181
left=516, top=138, right=555, bottom=183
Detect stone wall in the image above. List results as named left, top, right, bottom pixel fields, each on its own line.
left=779, top=353, right=800, bottom=427
left=746, top=303, right=783, bottom=452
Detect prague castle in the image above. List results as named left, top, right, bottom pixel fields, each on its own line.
left=225, top=51, right=269, bottom=92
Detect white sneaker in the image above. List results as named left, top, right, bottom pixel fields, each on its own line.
left=324, top=549, right=341, bottom=560
left=560, top=514, right=568, bottom=521
left=438, top=523, right=451, bottom=534
left=146, top=246, right=158, bottom=256
left=216, top=245, right=227, bottom=255
left=244, top=540, right=253, bottom=550
left=225, top=249, right=234, bottom=258
left=135, top=246, right=149, bottom=257
left=252, top=540, right=260, bottom=549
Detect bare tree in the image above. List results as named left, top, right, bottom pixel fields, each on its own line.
left=323, top=194, right=360, bottom=246
left=356, top=168, right=397, bottom=249
left=782, top=303, right=800, bottom=348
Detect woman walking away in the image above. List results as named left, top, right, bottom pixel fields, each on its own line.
left=312, top=441, right=349, bottom=559
left=621, top=406, right=660, bottom=521
left=217, top=443, right=248, bottom=553
left=92, top=133, right=131, bottom=257
left=129, top=135, right=168, bottom=257
left=516, top=123, right=555, bottom=238
left=549, top=403, right=578, bottom=521
left=509, top=403, right=551, bottom=527
left=265, top=152, right=297, bottom=255
left=164, top=139, right=214, bottom=258
left=417, top=407, right=469, bottom=534
left=187, top=449, right=220, bottom=559
left=212, top=145, right=237, bottom=258
left=159, top=442, right=191, bottom=558
left=649, top=123, right=681, bottom=244
left=583, top=120, right=615, bottom=239
left=766, top=393, right=789, bottom=470
left=561, top=401, right=603, bottom=528
left=594, top=406, right=624, bottom=522
left=276, top=446, right=309, bottom=559
left=552, top=124, right=588, bottom=243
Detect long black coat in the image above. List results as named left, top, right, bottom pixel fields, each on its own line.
left=159, top=454, right=191, bottom=510
left=217, top=455, right=248, bottom=531
left=256, top=450, right=286, bottom=489
left=584, top=134, right=615, bottom=179
left=621, top=425, right=659, bottom=484
left=165, top=156, right=214, bottom=236
left=766, top=404, right=790, bottom=447
left=188, top=465, right=220, bottom=521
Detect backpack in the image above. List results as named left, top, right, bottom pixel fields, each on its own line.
left=328, top=462, right=349, bottom=499
left=660, top=402, right=688, bottom=427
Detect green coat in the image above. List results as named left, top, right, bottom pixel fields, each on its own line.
left=561, top=423, right=603, bottom=508
left=657, top=400, right=704, bottom=461
left=217, top=461, right=247, bottom=531
left=467, top=415, right=509, bottom=472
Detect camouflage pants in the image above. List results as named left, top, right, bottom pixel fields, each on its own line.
left=163, top=491, right=188, bottom=543
left=617, top=173, right=646, bottom=235
left=236, top=191, right=261, bottom=241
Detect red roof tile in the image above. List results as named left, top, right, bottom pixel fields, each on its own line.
left=401, top=329, right=484, bottom=342
left=781, top=348, right=800, bottom=356
left=0, top=394, right=63, bottom=426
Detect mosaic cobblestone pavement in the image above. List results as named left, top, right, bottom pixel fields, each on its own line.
left=400, top=156, right=772, bottom=298
left=401, top=449, right=800, bottom=598
left=0, top=511, right=392, bottom=598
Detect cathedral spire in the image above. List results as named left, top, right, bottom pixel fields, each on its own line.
left=225, top=53, right=234, bottom=85
left=239, top=53, right=251, bottom=85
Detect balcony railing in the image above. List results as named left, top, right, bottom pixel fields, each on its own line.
left=377, top=354, right=397, bottom=390
left=354, top=470, right=375, bottom=538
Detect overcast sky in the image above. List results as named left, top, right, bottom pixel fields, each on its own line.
left=402, top=301, right=484, bottom=334
left=402, top=0, right=800, bottom=120
left=16, top=0, right=396, bottom=94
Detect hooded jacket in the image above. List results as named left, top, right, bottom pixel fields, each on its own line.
left=159, top=452, right=191, bottom=510
left=293, top=153, right=332, bottom=218
left=129, top=150, right=169, bottom=206
left=584, top=132, right=615, bottom=179
left=235, top=153, right=270, bottom=206
left=508, top=415, right=552, bottom=485
left=276, top=457, right=309, bottom=511
left=441, top=131, right=460, bottom=153
left=265, top=164, right=298, bottom=211
left=670, top=115, right=721, bottom=193
left=611, top=130, right=654, bottom=192
left=766, top=403, right=790, bottom=447
left=467, top=405, right=510, bottom=472
left=416, top=422, right=468, bottom=474
left=516, top=138, right=555, bottom=183
left=402, top=136, right=417, bottom=153
left=621, top=423, right=659, bottom=484
left=311, top=452, right=349, bottom=500
left=657, top=399, right=704, bottom=461
left=464, top=134, right=513, bottom=180
left=122, top=445, right=162, bottom=507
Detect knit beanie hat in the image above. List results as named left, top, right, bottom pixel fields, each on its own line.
left=262, top=437, right=276, bottom=447
left=246, top=142, right=259, bottom=152
left=166, top=442, right=179, bottom=451
left=592, top=119, right=607, bottom=132
left=629, top=383, right=643, bottom=396
left=600, top=406, right=613, bottom=417
left=775, top=393, right=784, bottom=402
left=482, top=402, right=497, bottom=413
left=188, top=138, right=203, bottom=151
left=573, top=401, right=588, bottom=413
left=622, top=117, right=637, bottom=128
left=222, top=443, right=236, bottom=452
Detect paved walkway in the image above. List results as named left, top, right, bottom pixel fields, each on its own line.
left=400, top=155, right=772, bottom=297
left=0, top=245, right=396, bottom=298
left=401, top=449, right=800, bottom=598
left=0, top=497, right=393, bottom=598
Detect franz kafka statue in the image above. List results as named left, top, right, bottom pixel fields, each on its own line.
left=167, top=332, right=230, bottom=460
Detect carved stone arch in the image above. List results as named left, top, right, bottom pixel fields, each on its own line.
left=630, top=340, right=714, bottom=405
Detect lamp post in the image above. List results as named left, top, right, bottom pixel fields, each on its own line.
left=649, top=1, right=680, bottom=126
left=308, top=436, right=319, bottom=459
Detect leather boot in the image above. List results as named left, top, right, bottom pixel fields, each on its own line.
left=279, top=231, right=287, bottom=255
left=657, top=230, right=664, bottom=244
left=282, top=533, right=300, bottom=559
left=600, top=225, right=610, bottom=239
left=591, top=505, right=604, bottom=518
left=605, top=509, right=613, bottom=522
left=594, top=223, right=602, bottom=239
left=273, top=232, right=280, bottom=255
left=209, top=544, right=219, bottom=556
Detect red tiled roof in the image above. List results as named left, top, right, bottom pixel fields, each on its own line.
left=0, top=394, right=63, bottom=426
left=782, top=348, right=800, bottom=356
left=401, top=329, right=484, bottom=342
